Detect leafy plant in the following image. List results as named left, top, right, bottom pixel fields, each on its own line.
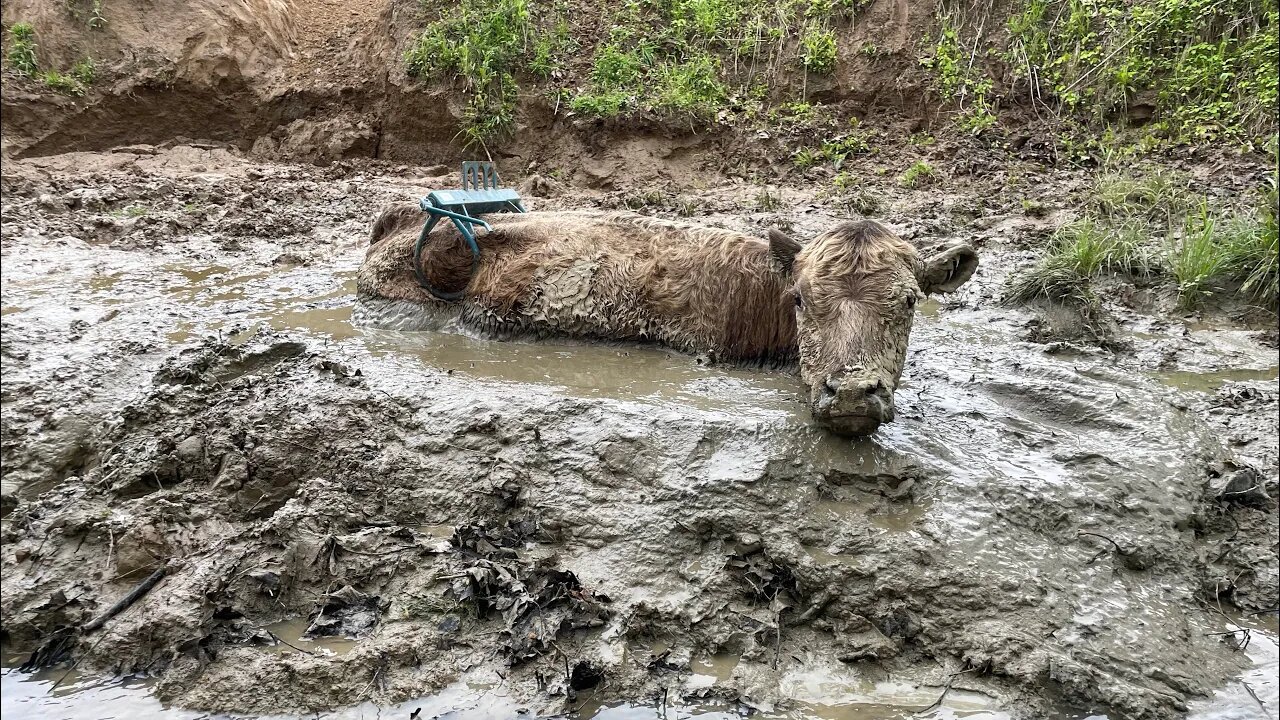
left=1006, top=0, right=1278, bottom=143
left=899, top=161, right=937, bottom=188
left=71, top=56, right=95, bottom=85
left=7, top=22, right=38, bottom=76
left=405, top=0, right=534, bottom=144
left=800, top=25, right=837, bottom=73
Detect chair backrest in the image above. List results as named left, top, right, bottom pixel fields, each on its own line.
left=461, top=161, right=501, bottom=191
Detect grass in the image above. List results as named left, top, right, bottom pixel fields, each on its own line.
left=40, top=69, right=85, bottom=95
left=1005, top=0, right=1278, bottom=143
left=406, top=0, right=873, bottom=139
left=6, top=22, right=95, bottom=94
left=405, top=0, right=537, bottom=145
left=7, top=22, right=38, bottom=76
left=1006, top=218, right=1154, bottom=303
left=1007, top=172, right=1279, bottom=309
left=1091, top=169, right=1188, bottom=219
left=899, top=160, right=937, bottom=188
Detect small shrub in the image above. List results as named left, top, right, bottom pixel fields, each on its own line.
left=957, top=107, right=996, bottom=135
left=899, top=161, right=937, bottom=188
left=800, top=26, right=837, bottom=73
left=7, top=22, right=38, bottom=77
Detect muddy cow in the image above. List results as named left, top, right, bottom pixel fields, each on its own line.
left=356, top=207, right=978, bottom=435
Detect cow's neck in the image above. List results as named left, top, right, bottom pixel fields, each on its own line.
left=659, top=236, right=798, bottom=363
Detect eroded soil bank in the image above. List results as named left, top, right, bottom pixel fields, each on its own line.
left=1, top=146, right=1277, bottom=720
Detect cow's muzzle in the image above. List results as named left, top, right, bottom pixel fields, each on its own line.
left=812, top=369, right=896, bottom=436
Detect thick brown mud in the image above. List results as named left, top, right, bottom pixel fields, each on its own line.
left=1, top=147, right=1277, bottom=720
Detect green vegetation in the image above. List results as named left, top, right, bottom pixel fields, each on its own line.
left=791, top=118, right=875, bottom=170
left=6, top=23, right=95, bottom=94
left=66, top=0, right=107, bottom=29
left=7, top=23, right=38, bottom=76
left=40, top=69, right=85, bottom=95
left=405, top=0, right=554, bottom=145
left=921, top=12, right=996, bottom=135
left=916, top=1, right=1277, bottom=144
left=1007, top=171, right=1278, bottom=308
left=899, top=160, right=937, bottom=188
left=800, top=25, right=837, bottom=73
left=1006, top=0, right=1277, bottom=143
left=406, top=0, right=868, bottom=142
left=71, top=56, right=95, bottom=85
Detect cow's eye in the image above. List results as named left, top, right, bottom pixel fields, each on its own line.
left=905, top=294, right=917, bottom=309
left=794, top=293, right=804, bottom=310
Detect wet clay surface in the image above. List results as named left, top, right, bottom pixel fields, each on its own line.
left=1, top=147, right=1277, bottom=720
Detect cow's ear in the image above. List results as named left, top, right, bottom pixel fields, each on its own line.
left=918, top=243, right=978, bottom=294
left=768, top=229, right=802, bottom=274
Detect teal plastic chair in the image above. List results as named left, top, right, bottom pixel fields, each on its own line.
left=414, top=162, right=527, bottom=301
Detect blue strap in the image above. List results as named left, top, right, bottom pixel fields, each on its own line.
left=413, top=201, right=490, bottom=302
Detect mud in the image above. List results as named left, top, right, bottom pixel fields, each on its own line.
left=1, top=146, right=1278, bottom=720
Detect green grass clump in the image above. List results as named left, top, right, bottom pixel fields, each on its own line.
left=71, top=56, right=95, bottom=85
left=1008, top=173, right=1279, bottom=309
left=405, top=0, right=538, bottom=145
left=1091, top=169, right=1189, bottom=219
left=1006, top=218, right=1154, bottom=303
left=1167, top=191, right=1279, bottom=307
left=7, top=22, right=38, bottom=76
left=41, top=69, right=85, bottom=95
left=899, top=160, right=937, bottom=188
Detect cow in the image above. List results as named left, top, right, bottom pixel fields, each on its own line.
left=355, top=206, right=978, bottom=435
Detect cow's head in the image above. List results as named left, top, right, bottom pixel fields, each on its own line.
left=768, top=220, right=978, bottom=436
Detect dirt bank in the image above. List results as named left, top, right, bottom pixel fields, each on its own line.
left=1, top=145, right=1276, bottom=719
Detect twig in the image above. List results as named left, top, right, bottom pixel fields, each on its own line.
left=82, top=563, right=171, bottom=634
left=267, top=630, right=318, bottom=657
left=915, top=668, right=980, bottom=716
left=1077, top=531, right=1129, bottom=561
left=48, top=630, right=109, bottom=693
left=1242, top=680, right=1267, bottom=713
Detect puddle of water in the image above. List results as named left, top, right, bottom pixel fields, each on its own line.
left=813, top=497, right=931, bottom=534
left=1187, top=614, right=1279, bottom=720
left=1155, top=367, right=1279, bottom=393
left=687, top=652, right=741, bottom=689
left=355, top=328, right=802, bottom=416
left=262, top=619, right=359, bottom=657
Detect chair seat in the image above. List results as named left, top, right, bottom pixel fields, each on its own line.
left=427, top=188, right=523, bottom=216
